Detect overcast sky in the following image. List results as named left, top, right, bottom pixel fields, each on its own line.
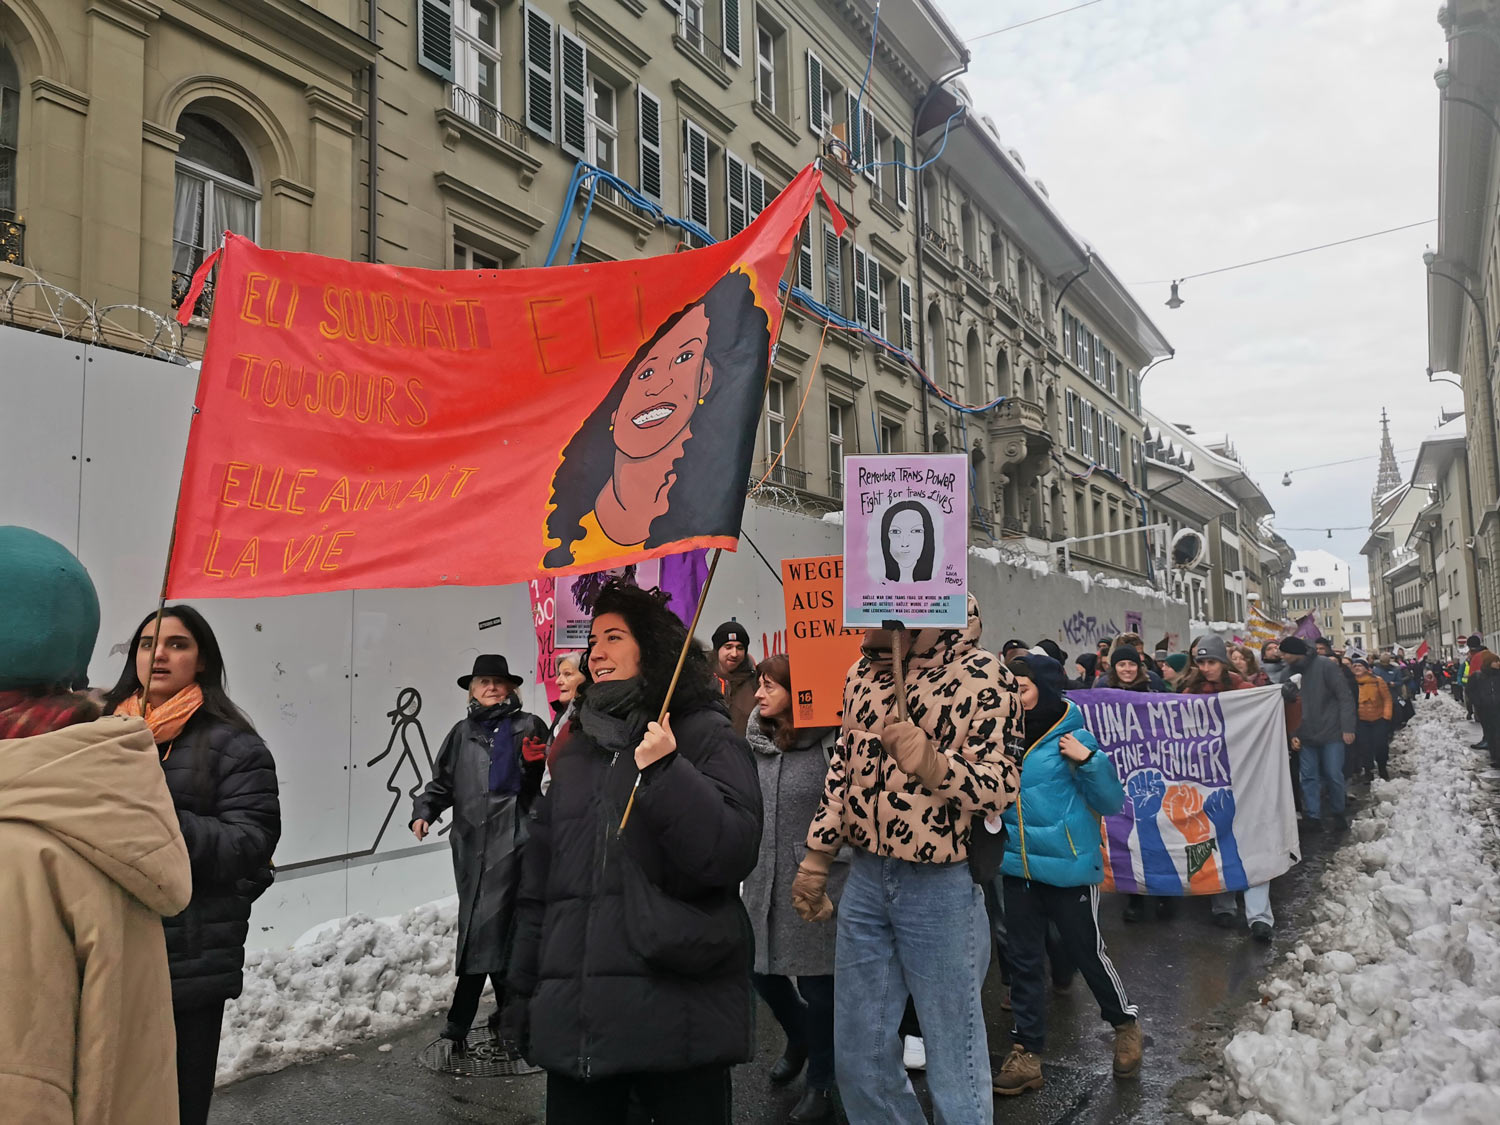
left=939, top=0, right=1452, bottom=597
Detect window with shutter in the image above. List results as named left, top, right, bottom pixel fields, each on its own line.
left=637, top=86, right=663, bottom=200
left=861, top=107, right=876, bottom=180
left=852, top=245, right=869, bottom=328
left=558, top=28, right=588, bottom=158
left=726, top=150, right=747, bottom=236
left=1066, top=392, right=1077, bottom=449
left=845, top=91, right=861, bottom=166
left=523, top=6, right=555, bottom=141
left=796, top=219, right=814, bottom=291
left=722, top=0, right=741, bottom=63
left=893, top=137, right=909, bottom=209
left=823, top=223, right=843, bottom=316
left=682, top=119, right=710, bottom=230
left=898, top=277, right=914, bottom=353
left=866, top=255, right=883, bottom=337
left=806, top=51, right=824, bottom=136
left=747, top=168, right=766, bottom=223
left=417, top=0, right=455, bottom=81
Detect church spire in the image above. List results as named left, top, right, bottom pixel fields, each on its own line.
left=1374, top=408, right=1401, bottom=500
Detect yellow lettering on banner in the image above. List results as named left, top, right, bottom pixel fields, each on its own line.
left=450, top=466, right=479, bottom=499
left=218, top=461, right=251, bottom=508
left=319, top=476, right=352, bottom=514
left=203, top=530, right=227, bottom=577
left=286, top=469, right=317, bottom=515
left=230, top=537, right=261, bottom=578
left=320, top=531, right=354, bottom=571
left=283, top=535, right=320, bottom=573
left=402, top=475, right=432, bottom=507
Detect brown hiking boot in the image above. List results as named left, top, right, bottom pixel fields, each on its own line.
left=1112, top=1020, right=1142, bottom=1078
left=993, top=1044, right=1043, bottom=1095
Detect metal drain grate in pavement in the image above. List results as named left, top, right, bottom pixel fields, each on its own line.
left=417, top=1027, right=543, bottom=1078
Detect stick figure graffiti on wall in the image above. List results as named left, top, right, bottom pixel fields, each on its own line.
left=365, top=687, right=436, bottom=852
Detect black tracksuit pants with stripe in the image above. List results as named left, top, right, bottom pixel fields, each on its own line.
left=1003, top=876, right=1137, bottom=1053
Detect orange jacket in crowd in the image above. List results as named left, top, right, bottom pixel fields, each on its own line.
left=1354, top=671, right=1393, bottom=723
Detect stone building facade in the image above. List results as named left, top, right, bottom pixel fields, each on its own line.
left=0, top=0, right=1175, bottom=578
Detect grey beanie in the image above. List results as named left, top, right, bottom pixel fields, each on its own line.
left=1193, top=634, right=1230, bottom=664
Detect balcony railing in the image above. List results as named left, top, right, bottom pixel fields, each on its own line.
left=922, top=223, right=951, bottom=254
left=1, top=214, right=22, bottom=266
left=751, top=463, right=808, bottom=490
left=677, top=16, right=733, bottom=76
left=962, top=253, right=983, bottom=277
left=447, top=85, right=528, bottom=152
left=993, top=397, right=1047, bottom=431
left=171, top=268, right=214, bottom=319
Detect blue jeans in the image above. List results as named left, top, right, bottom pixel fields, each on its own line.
left=1300, top=739, right=1346, bottom=818
left=1211, top=882, right=1274, bottom=927
left=835, top=850, right=992, bottom=1125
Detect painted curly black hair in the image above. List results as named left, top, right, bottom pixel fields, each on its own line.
left=542, top=270, right=772, bottom=568
left=577, top=580, right=720, bottom=718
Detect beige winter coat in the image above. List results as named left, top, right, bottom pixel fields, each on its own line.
left=0, top=716, right=192, bottom=1124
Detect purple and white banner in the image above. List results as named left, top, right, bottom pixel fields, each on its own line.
left=1071, top=686, right=1299, bottom=896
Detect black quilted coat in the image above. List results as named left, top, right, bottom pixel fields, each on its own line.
left=507, top=702, right=762, bottom=1080
left=158, top=710, right=281, bottom=1009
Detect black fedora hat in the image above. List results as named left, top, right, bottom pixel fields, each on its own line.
left=458, top=654, right=524, bottom=691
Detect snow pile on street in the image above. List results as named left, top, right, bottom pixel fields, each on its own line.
left=1201, top=701, right=1500, bottom=1124
left=216, top=896, right=460, bottom=1086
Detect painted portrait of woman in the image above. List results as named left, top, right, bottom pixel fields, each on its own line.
left=542, top=270, right=772, bottom=570
left=879, top=499, right=935, bottom=583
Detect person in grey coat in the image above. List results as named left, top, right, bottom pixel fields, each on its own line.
left=1278, top=637, right=1356, bottom=832
left=743, top=654, right=843, bottom=1123
left=411, top=654, right=548, bottom=1052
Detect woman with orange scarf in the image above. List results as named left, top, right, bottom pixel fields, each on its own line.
left=104, top=605, right=281, bottom=1125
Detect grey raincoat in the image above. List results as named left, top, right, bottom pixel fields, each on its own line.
left=742, top=708, right=845, bottom=977
left=411, top=703, right=548, bottom=974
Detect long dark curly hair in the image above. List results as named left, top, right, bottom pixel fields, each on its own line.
left=577, top=581, right=720, bottom=718
left=542, top=270, right=772, bottom=568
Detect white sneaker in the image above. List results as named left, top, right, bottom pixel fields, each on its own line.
left=903, top=1035, right=927, bottom=1071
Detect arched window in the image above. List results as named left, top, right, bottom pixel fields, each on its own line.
left=925, top=301, right=946, bottom=387
left=1017, top=256, right=1031, bottom=312
left=173, top=111, right=259, bottom=308
left=0, top=46, right=19, bottom=220
left=996, top=347, right=1011, bottom=399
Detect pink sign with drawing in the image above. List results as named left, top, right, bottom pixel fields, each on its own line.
left=842, top=453, right=969, bottom=629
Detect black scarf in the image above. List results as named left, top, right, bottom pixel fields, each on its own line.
left=579, top=678, right=651, bottom=756
left=469, top=694, right=522, bottom=792
left=1022, top=698, right=1068, bottom=750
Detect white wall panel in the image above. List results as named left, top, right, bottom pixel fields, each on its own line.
left=0, top=326, right=85, bottom=549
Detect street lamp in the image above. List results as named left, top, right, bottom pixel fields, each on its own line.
left=1165, top=280, right=1184, bottom=309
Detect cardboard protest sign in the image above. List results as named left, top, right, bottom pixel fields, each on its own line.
left=554, top=559, right=661, bottom=648
left=1071, top=686, right=1299, bottom=895
left=781, top=555, right=865, bottom=727
left=842, top=453, right=969, bottom=629
left=164, top=166, right=827, bottom=598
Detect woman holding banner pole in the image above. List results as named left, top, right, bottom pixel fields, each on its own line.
left=743, top=654, right=842, bottom=1123
left=506, top=581, right=762, bottom=1124
left=992, top=654, right=1138, bottom=1097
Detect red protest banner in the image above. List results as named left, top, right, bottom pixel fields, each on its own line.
left=165, top=166, right=825, bottom=598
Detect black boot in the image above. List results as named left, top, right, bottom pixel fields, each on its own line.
left=788, top=1087, right=834, bottom=1123
left=770, top=1043, right=808, bottom=1085
left=1122, top=895, right=1146, bottom=923
left=440, top=1022, right=469, bottom=1057
left=1155, top=896, right=1177, bottom=920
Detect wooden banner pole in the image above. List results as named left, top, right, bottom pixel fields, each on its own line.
left=617, top=546, right=725, bottom=834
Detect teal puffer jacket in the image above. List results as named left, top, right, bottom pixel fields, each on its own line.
left=999, top=701, right=1124, bottom=887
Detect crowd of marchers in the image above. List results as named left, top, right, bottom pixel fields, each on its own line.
left=3, top=520, right=1458, bottom=1125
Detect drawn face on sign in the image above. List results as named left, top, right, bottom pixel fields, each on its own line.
left=880, top=500, right=935, bottom=583
left=542, top=271, right=771, bottom=569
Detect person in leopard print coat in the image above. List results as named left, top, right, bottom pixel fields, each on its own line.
left=792, top=594, right=1021, bottom=1124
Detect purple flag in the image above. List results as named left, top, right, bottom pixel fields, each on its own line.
left=660, top=548, right=710, bottom=630
left=1290, top=611, right=1320, bottom=640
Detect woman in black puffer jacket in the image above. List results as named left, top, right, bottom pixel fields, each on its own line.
left=507, top=581, right=762, bottom=1124
left=105, top=605, right=280, bottom=1125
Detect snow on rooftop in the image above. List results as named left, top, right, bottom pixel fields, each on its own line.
left=1342, top=599, right=1371, bottom=617
left=1282, top=549, right=1352, bottom=597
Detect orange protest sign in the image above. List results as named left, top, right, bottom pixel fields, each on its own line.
left=781, top=555, right=865, bottom=728
left=164, top=166, right=824, bottom=598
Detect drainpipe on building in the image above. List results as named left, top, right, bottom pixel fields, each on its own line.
left=912, top=67, right=967, bottom=453
left=366, top=0, right=379, bottom=264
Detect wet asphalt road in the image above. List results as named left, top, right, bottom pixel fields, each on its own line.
left=210, top=748, right=1394, bottom=1125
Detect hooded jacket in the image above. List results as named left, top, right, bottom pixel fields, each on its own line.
left=1288, top=652, right=1357, bottom=744
left=1354, top=671, right=1393, bottom=722
left=999, top=701, right=1123, bottom=887
left=714, top=662, right=759, bottom=736
left=0, top=717, right=192, bottom=1124
left=806, top=597, right=1022, bottom=865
